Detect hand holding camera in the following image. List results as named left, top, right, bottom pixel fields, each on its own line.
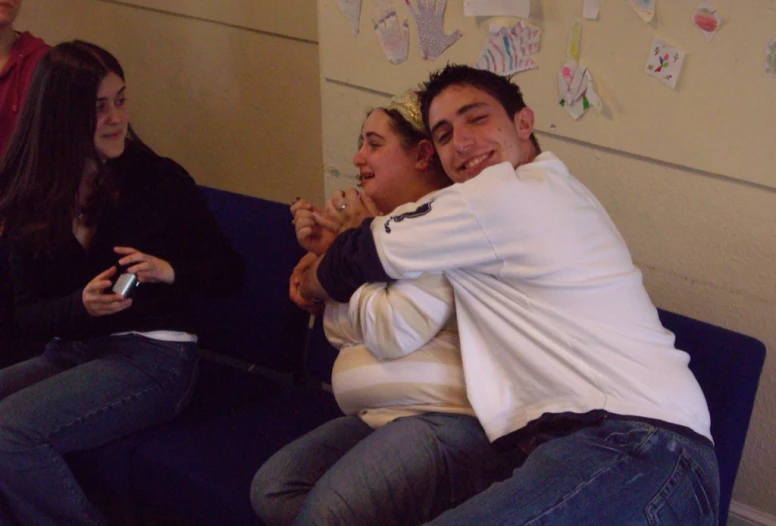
left=82, top=248, right=174, bottom=317
left=113, top=246, right=175, bottom=285
left=82, top=266, right=133, bottom=317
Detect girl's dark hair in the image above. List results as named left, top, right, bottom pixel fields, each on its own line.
left=381, top=107, right=446, bottom=180
left=381, top=107, right=428, bottom=150
left=0, top=40, right=149, bottom=252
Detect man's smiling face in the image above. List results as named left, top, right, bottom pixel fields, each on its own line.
left=428, top=83, right=533, bottom=183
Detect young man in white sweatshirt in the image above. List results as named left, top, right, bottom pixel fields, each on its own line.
left=299, top=64, right=719, bottom=525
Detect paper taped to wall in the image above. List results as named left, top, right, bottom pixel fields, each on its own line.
left=463, top=0, right=530, bottom=17
left=336, top=0, right=363, bottom=35
left=474, top=21, right=540, bottom=75
left=372, top=0, right=409, bottom=64
left=406, top=0, right=461, bottom=60
left=645, top=38, right=685, bottom=89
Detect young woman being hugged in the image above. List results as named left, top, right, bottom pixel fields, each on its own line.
left=252, top=92, right=509, bottom=526
left=0, top=40, right=243, bottom=526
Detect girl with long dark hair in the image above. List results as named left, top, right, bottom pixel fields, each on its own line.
left=0, top=40, right=243, bottom=525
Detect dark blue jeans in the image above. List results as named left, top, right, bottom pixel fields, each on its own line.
left=428, top=418, right=720, bottom=525
left=252, top=413, right=518, bottom=525
left=0, top=334, right=198, bottom=525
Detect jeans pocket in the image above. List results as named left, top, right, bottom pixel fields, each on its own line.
left=174, top=360, right=199, bottom=414
left=645, top=449, right=717, bottom=526
left=111, top=336, right=199, bottom=417
left=137, top=339, right=199, bottom=415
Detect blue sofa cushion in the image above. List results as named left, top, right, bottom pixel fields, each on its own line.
left=193, top=187, right=309, bottom=372
left=658, top=308, right=766, bottom=526
left=131, top=389, right=343, bottom=525
left=68, top=360, right=283, bottom=495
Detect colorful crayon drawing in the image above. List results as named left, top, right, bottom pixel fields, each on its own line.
left=474, top=21, right=541, bottom=75
left=372, top=0, right=409, bottom=64
left=645, top=38, right=685, bottom=90
left=557, top=59, right=602, bottom=120
left=652, top=53, right=669, bottom=72
left=693, top=0, right=722, bottom=42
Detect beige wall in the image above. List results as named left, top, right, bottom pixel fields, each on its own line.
left=320, top=10, right=776, bottom=526
left=17, top=0, right=323, bottom=203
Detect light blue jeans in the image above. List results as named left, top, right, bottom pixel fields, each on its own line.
left=428, top=417, right=720, bottom=526
left=251, top=413, right=518, bottom=526
left=0, top=334, right=199, bottom=526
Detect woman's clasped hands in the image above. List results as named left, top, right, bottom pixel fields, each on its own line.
left=288, top=189, right=380, bottom=313
left=291, top=189, right=380, bottom=257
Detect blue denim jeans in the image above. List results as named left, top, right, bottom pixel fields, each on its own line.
left=0, top=334, right=199, bottom=526
left=251, top=413, right=518, bottom=526
left=427, top=417, right=720, bottom=526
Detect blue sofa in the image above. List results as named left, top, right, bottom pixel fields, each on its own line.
left=4, top=186, right=763, bottom=525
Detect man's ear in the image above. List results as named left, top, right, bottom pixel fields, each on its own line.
left=513, top=107, right=535, bottom=140
left=415, top=139, right=435, bottom=169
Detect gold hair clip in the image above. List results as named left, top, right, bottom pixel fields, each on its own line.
left=386, top=90, right=425, bottom=134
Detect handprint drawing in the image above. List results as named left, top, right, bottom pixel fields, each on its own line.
left=405, top=0, right=461, bottom=61
left=373, top=0, right=409, bottom=64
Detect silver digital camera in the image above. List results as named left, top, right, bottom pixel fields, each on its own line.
left=112, top=272, right=139, bottom=297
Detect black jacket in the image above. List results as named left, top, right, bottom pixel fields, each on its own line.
left=9, top=144, right=244, bottom=341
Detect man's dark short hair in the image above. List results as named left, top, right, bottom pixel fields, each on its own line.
left=418, top=64, right=541, bottom=153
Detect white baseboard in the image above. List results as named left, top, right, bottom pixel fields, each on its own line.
left=729, top=501, right=776, bottom=526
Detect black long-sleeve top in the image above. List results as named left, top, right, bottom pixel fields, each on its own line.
left=9, top=143, right=244, bottom=341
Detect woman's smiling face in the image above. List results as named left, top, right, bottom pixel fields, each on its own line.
left=352, top=109, right=427, bottom=213
left=94, top=72, right=129, bottom=161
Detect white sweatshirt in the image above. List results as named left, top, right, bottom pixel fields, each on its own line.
left=367, top=153, right=711, bottom=442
